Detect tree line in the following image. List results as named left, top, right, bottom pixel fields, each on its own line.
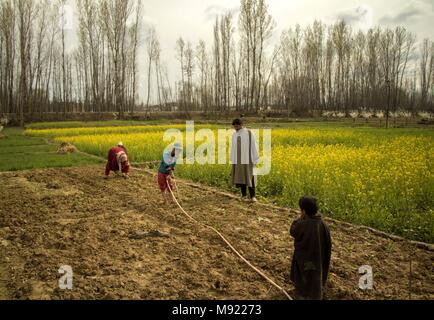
left=0, top=0, right=143, bottom=126
left=175, top=0, right=434, bottom=117
left=0, top=0, right=433, bottom=126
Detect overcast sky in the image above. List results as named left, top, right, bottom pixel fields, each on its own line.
left=65, top=0, right=434, bottom=103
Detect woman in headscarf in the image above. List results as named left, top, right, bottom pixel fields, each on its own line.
left=158, top=143, right=183, bottom=204
left=104, top=142, right=130, bottom=179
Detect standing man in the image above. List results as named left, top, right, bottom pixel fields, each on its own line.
left=230, top=118, right=259, bottom=202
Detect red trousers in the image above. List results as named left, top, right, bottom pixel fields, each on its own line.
left=158, top=172, right=174, bottom=192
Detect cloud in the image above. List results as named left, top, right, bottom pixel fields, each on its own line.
left=420, top=0, right=434, bottom=11
left=379, top=0, right=432, bottom=25
left=335, top=4, right=374, bottom=30
left=142, top=15, right=158, bottom=28
left=204, top=4, right=240, bottom=22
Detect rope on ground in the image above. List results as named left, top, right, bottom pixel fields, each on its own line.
left=165, top=175, right=293, bottom=300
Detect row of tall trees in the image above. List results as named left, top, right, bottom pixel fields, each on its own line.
left=0, top=0, right=143, bottom=125
left=174, top=0, right=434, bottom=115
left=272, top=22, right=430, bottom=116
left=1, top=0, right=433, bottom=124
left=60, top=0, right=144, bottom=117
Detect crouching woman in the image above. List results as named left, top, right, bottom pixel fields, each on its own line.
left=104, top=142, right=130, bottom=179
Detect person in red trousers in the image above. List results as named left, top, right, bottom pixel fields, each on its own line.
left=158, top=143, right=183, bottom=204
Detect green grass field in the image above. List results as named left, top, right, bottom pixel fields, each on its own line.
left=26, top=120, right=158, bottom=129
left=0, top=128, right=102, bottom=171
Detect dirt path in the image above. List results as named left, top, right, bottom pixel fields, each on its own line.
left=0, top=166, right=433, bottom=300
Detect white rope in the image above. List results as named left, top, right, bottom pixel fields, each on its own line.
left=166, top=175, right=292, bottom=300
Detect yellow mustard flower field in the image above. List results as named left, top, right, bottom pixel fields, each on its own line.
left=26, top=124, right=434, bottom=243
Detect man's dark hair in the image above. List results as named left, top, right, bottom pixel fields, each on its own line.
left=299, top=196, right=319, bottom=216
left=232, top=118, right=243, bottom=126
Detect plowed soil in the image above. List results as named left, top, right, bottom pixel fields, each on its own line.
left=0, top=166, right=433, bottom=300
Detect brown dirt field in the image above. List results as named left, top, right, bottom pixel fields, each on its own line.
left=0, top=165, right=433, bottom=300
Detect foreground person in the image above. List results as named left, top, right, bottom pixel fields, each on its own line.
left=290, top=196, right=332, bottom=300
left=158, top=143, right=183, bottom=204
left=104, top=142, right=130, bottom=179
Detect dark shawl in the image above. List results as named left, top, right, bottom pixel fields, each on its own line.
left=290, top=214, right=332, bottom=300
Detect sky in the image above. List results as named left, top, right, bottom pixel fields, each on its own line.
left=64, top=0, right=434, bottom=103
